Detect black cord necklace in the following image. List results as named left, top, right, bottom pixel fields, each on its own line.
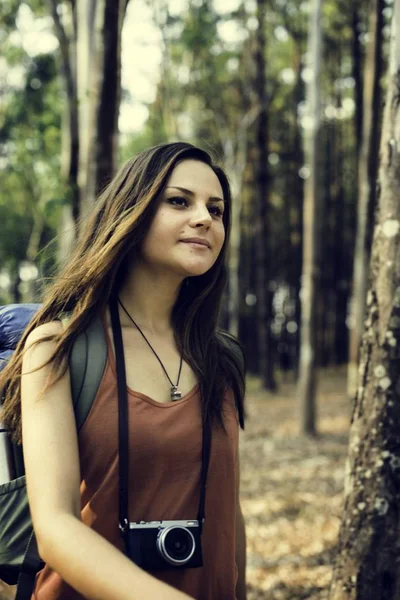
left=117, top=297, right=184, bottom=401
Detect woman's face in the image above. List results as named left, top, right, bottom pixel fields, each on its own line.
left=138, top=159, right=226, bottom=280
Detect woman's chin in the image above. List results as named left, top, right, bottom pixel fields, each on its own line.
left=180, top=264, right=214, bottom=278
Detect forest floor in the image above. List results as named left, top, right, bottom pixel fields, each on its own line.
left=242, top=366, right=350, bottom=600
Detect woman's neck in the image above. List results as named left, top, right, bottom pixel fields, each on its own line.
left=117, top=268, right=185, bottom=336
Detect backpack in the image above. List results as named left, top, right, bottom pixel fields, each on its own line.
left=0, top=304, right=108, bottom=598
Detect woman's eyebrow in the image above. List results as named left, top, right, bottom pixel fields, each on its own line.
left=166, top=185, right=225, bottom=203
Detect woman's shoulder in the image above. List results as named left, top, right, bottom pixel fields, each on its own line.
left=23, top=322, right=65, bottom=372
left=25, top=320, right=63, bottom=348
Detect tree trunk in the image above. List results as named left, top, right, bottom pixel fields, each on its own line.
left=77, top=0, right=126, bottom=224
left=224, top=139, right=243, bottom=339
left=254, top=0, right=276, bottom=390
left=321, top=118, right=335, bottom=366
left=347, top=0, right=384, bottom=399
left=325, top=85, right=346, bottom=366
left=58, top=106, right=78, bottom=267
left=331, top=105, right=347, bottom=365
left=9, top=271, right=21, bottom=304
left=297, top=0, right=323, bottom=436
left=292, top=42, right=305, bottom=377
left=351, top=1, right=364, bottom=159
left=48, top=0, right=80, bottom=264
left=329, top=4, right=400, bottom=597
left=223, top=110, right=257, bottom=338
left=51, top=0, right=128, bottom=253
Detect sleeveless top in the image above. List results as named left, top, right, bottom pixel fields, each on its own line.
left=32, top=317, right=239, bottom=600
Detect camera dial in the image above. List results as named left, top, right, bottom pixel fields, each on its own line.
left=157, top=525, right=196, bottom=566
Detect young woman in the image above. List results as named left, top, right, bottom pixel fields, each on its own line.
left=1, top=142, right=246, bottom=600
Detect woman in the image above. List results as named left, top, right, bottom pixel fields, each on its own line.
left=1, top=142, right=247, bottom=600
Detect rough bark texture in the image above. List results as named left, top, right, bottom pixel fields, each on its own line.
left=254, top=0, right=276, bottom=390
left=297, top=0, right=323, bottom=435
left=348, top=0, right=384, bottom=399
left=329, top=4, right=400, bottom=597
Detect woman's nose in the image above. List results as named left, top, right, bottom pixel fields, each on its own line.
left=189, top=204, right=212, bottom=226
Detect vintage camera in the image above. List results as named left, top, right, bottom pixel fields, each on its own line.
left=125, top=519, right=203, bottom=570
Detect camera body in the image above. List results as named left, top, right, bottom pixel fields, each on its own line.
left=125, top=519, right=203, bottom=570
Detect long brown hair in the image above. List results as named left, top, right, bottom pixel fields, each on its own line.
left=1, top=142, right=245, bottom=443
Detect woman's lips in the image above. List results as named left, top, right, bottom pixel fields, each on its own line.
left=180, top=241, right=210, bottom=249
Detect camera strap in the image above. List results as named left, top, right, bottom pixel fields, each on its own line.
left=109, top=295, right=211, bottom=541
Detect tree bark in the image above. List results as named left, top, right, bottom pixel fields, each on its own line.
left=347, top=0, right=384, bottom=399
left=297, top=0, right=323, bottom=435
left=351, top=1, right=364, bottom=160
left=254, top=0, right=276, bottom=390
left=331, top=98, right=347, bottom=365
left=324, top=84, right=346, bottom=366
left=224, top=137, right=244, bottom=339
left=222, top=109, right=258, bottom=338
left=50, top=0, right=127, bottom=251
left=292, top=41, right=305, bottom=377
left=329, top=3, right=400, bottom=597
left=48, top=0, right=80, bottom=264
left=77, top=0, right=126, bottom=224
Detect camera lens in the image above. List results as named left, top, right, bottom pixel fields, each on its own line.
left=165, top=529, right=191, bottom=558
left=157, top=526, right=195, bottom=566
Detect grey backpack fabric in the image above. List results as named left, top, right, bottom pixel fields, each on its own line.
left=0, top=312, right=107, bottom=590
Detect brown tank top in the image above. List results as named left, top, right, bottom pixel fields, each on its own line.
left=32, top=318, right=239, bottom=600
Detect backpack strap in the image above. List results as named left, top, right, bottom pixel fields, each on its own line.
left=15, top=532, right=41, bottom=600
left=68, top=312, right=108, bottom=430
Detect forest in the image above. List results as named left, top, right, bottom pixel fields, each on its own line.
left=1, top=0, right=400, bottom=598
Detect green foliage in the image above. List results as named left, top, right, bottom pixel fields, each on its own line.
left=0, top=0, right=62, bottom=298
left=0, top=0, right=22, bottom=29
left=119, top=127, right=162, bottom=164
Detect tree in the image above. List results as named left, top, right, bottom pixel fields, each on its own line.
left=347, top=0, right=384, bottom=399
left=253, top=0, right=276, bottom=389
left=351, top=0, right=364, bottom=159
left=297, top=0, right=324, bottom=435
left=329, top=2, right=400, bottom=596
left=48, top=0, right=130, bottom=259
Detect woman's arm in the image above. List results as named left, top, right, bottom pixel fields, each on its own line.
left=21, top=323, right=193, bottom=600
left=235, top=458, right=247, bottom=600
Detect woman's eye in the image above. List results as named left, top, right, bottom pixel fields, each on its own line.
left=209, top=205, right=224, bottom=218
left=168, top=196, right=187, bottom=207
left=167, top=197, right=224, bottom=218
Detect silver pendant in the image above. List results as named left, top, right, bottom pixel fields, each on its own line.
left=171, top=386, right=182, bottom=401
